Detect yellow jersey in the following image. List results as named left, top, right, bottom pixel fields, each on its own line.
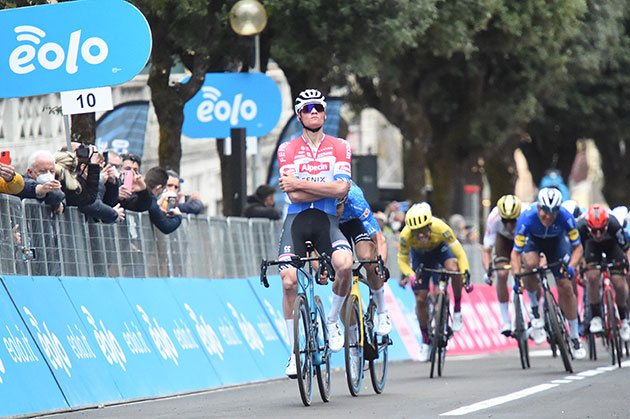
left=397, top=217, right=470, bottom=277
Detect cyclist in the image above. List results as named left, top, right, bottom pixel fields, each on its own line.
left=482, top=194, right=522, bottom=336
left=337, top=183, right=391, bottom=336
left=510, top=187, right=586, bottom=358
left=277, top=89, right=353, bottom=378
left=577, top=205, right=630, bottom=341
left=398, top=202, right=471, bottom=362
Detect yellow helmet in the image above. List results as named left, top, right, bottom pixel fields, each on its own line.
left=405, top=203, right=432, bottom=229
left=497, top=194, right=521, bottom=219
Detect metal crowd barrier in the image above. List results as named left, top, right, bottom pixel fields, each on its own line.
left=0, top=194, right=483, bottom=281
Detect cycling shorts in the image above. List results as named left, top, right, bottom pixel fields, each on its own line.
left=277, top=208, right=351, bottom=269
left=340, top=218, right=373, bottom=248
left=584, top=239, right=627, bottom=275
left=409, top=243, right=456, bottom=291
left=521, top=235, right=571, bottom=279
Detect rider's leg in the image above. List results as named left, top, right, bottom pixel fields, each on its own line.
left=557, top=277, right=580, bottom=339
left=329, top=247, right=353, bottom=323
left=587, top=268, right=602, bottom=319
left=522, top=251, right=542, bottom=317
left=281, top=267, right=298, bottom=348
left=612, top=273, right=629, bottom=320
left=356, top=240, right=386, bottom=311
left=414, top=289, right=430, bottom=343
left=444, top=258, right=463, bottom=312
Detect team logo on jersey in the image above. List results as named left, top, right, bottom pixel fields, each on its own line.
left=337, top=162, right=351, bottom=174
left=299, top=161, right=330, bottom=174
left=360, top=208, right=370, bottom=220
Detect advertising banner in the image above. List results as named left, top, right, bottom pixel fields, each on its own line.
left=0, top=276, right=68, bottom=417
left=182, top=73, right=282, bottom=138
left=167, top=278, right=266, bottom=385
left=0, top=0, right=152, bottom=98
left=2, top=275, right=123, bottom=407
left=117, top=277, right=221, bottom=392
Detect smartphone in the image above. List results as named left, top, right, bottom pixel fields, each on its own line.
left=123, top=170, right=134, bottom=190
left=0, top=150, right=10, bottom=165
left=103, top=151, right=109, bottom=165
left=167, top=196, right=177, bottom=212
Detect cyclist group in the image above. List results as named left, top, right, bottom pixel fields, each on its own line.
left=273, top=88, right=628, bottom=387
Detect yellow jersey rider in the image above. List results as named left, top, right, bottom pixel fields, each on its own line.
left=398, top=203, right=471, bottom=362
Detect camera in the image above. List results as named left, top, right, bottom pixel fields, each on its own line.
left=75, top=144, right=90, bottom=159
left=21, top=246, right=36, bottom=261
left=167, top=196, right=177, bottom=212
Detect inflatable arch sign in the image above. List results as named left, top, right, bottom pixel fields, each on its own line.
left=0, top=0, right=152, bottom=98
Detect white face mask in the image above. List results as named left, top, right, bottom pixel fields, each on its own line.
left=36, top=172, right=55, bottom=184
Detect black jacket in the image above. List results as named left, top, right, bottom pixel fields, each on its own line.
left=242, top=195, right=281, bottom=220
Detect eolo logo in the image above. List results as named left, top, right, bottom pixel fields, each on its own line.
left=196, top=86, right=258, bottom=126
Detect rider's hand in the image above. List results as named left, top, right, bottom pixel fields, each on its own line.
left=484, top=270, right=493, bottom=286
left=464, top=270, right=474, bottom=293
left=565, top=266, right=575, bottom=279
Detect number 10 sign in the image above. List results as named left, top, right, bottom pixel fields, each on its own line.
left=60, top=86, right=113, bottom=115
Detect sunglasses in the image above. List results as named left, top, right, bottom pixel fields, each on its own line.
left=539, top=205, right=559, bottom=214
left=300, top=103, right=325, bottom=114
left=501, top=218, right=516, bottom=225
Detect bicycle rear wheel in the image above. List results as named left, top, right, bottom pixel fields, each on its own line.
left=430, top=293, right=445, bottom=378
left=314, top=296, right=331, bottom=401
left=437, top=294, right=449, bottom=377
left=367, top=301, right=388, bottom=394
left=343, top=294, right=363, bottom=396
left=604, top=289, right=622, bottom=368
left=513, top=293, right=530, bottom=369
left=293, top=294, right=313, bottom=406
left=544, top=290, right=573, bottom=373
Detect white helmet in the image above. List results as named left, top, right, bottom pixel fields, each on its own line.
left=537, top=187, right=563, bottom=213
left=294, top=89, right=327, bottom=115
left=611, top=206, right=628, bottom=225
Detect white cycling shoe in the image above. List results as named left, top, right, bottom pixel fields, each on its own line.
left=572, top=338, right=586, bottom=359
left=621, top=319, right=630, bottom=341
left=531, top=318, right=546, bottom=345
left=418, top=343, right=431, bottom=362
left=376, top=312, right=392, bottom=336
left=500, top=321, right=512, bottom=337
left=285, top=353, right=297, bottom=379
left=327, top=319, right=344, bottom=352
left=452, top=312, right=464, bottom=332
left=589, top=316, right=603, bottom=334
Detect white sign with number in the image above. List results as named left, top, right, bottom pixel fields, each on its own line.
left=60, top=86, right=113, bottom=115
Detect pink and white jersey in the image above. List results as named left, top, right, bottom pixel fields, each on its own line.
left=483, top=206, right=518, bottom=247
left=278, top=134, right=352, bottom=215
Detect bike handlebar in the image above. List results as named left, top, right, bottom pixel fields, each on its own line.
left=513, top=260, right=567, bottom=280
left=413, top=266, right=473, bottom=293
left=259, top=253, right=333, bottom=288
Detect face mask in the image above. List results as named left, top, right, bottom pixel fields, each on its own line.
left=36, top=172, right=55, bottom=184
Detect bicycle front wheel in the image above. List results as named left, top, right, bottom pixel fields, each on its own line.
left=430, top=293, right=445, bottom=378
left=604, top=289, right=622, bottom=368
left=513, top=293, right=530, bottom=369
left=437, top=293, right=449, bottom=377
left=544, top=290, right=572, bottom=373
left=314, top=296, right=331, bottom=401
left=367, top=301, right=388, bottom=394
left=343, top=294, right=363, bottom=396
left=293, top=294, right=313, bottom=406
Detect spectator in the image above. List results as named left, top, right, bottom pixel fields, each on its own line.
left=54, top=143, right=99, bottom=207
left=166, top=170, right=204, bottom=215
left=0, top=159, right=24, bottom=195
left=539, top=169, right=571, bottom=201
left=17, top=150, right=65, bottom=215
left=77, top=150, right=125, bottom=224
left=145, top=167, right=182, bottom=234
left=115, top=152, right=151, bottom=212
left=448, top=213, right=479, bottom=244
left=242, top=184, right=281, bottom=220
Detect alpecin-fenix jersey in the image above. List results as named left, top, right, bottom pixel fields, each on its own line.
left=278, top=134, right=352, bottom=216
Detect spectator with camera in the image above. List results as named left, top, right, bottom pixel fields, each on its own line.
left=165, top=170, right=204, bottom=215
left=17, top=150, right=65, bottom=214
left=145, top=166, right=182, bottom=234
left=0, top=154, right=25, bottom=195
left=54, top=142, right=99, bottom=207
left=77, top=149, right=125, bottom=223
left=117, top=152, right=151, bottom=212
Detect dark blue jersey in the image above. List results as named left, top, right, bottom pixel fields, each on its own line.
left=513, top=203, right=580, bottom=252
left=339, top=183, right=380, bottom=237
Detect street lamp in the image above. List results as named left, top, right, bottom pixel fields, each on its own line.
left=229, top=0, right=268, bottom=72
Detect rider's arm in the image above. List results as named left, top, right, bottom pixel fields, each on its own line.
left=568, top=243, right=583, bottom=271
left=510, top=249, right=523, bottom=276
left=397, top=230, right=415, bottom=277
left=281, top=173, right=350, bottom=203
left=482, top=246, right=492, bottom=272
left=372, top=230, right=388, bottom=266
left=440, top=221, right=470, bottom=273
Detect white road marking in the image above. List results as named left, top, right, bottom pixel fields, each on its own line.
left=441, top=361, right=629, bottom=416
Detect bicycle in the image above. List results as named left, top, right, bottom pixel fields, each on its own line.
left=343, top=256, right=392, bottom=396
left=486, top=263, right=530, bottom=369
left=414, top=266, right=472, bottom=378
left=587, top=257, right=624, bottom=368
left=514, top=261, right=573, bottom=373
left=260, top=242, right=333, bottom=406
left=577, top=268, right=597, bottom=361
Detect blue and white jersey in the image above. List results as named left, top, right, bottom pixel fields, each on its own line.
left=339, top=183, right=380, bottom=237
left=513, top=203, right=580, bottom=252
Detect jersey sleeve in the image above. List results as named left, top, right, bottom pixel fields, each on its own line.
left=440, top=221, right=470, bottom=273
left=397, top=228, right=415, bottom=277
left=561, top=210, right=580, bottom=246
left=513, top=214, right=528, bottom=253
left=609, top=217, right=630, bottom=251
left=332, top=138, right=352, bottom=181
left=277, top=141, right=296, bottom=175
left=482, top=207, right=499, bottom=248
left=352, top=185, right=380, bottom=236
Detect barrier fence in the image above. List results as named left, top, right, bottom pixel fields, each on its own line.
left=0, top=193, right=484, bottom=281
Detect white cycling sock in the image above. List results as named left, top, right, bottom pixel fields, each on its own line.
left=372, top=286, right=387, bottom=314
left=327, top=292, right=346, bottom=323
left=527, top=290, right=539, bottom=308
left=285, top=319, right=294, bottom=349
left=500, top=302, right=510, bottom=324
left=568, top=318, right=579, bottom=340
